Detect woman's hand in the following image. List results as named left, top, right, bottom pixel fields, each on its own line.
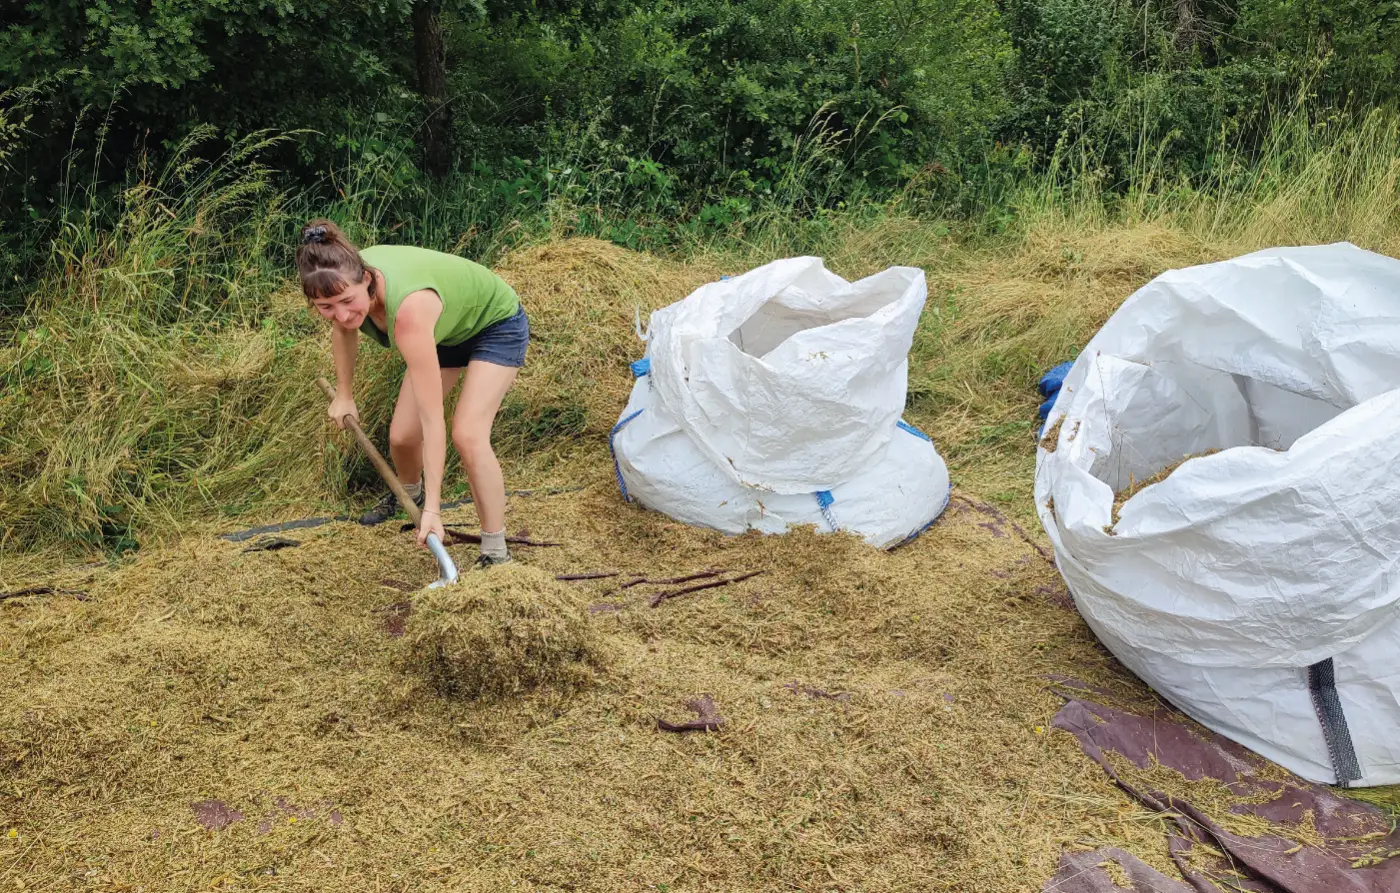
left=328, top=395, right=359, bottom=430
left=416, top=509, right=445, bottom=549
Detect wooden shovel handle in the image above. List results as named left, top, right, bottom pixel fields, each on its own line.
left=316, top=377, right=424, bottom=529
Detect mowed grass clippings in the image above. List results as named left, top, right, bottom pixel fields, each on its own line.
left=1110, top=450, right=1222, bottom=526
left=1, top=461, right=1183, bottom=892
left=491, top=239, right=723, bottom=464
left=404, top=563, right=611, bottom=701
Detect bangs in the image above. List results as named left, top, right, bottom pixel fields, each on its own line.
left=301, top=267, right=356, bottom=302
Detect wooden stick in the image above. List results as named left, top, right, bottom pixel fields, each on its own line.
left=0, top=586, right=88, bottom=602
left=648, top=570, right=764, bottom=608
left=650, top=570, right=725, bottom=586
left=618, top=569, right=724, bottom=589
left=443, top=529, right=561, bottom=548
left=555, top=572, right=620, bottom=582
left=316, top=377, right=423, bottom=529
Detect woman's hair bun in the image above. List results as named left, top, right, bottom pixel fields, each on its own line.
left=295, top=219, right=367, bottom=302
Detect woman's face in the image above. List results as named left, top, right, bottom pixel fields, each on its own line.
left=310, top=271, right=372, bottom=329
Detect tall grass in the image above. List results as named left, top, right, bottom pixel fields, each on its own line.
left=5, top=103, right=1400, bottom=556
left=1022, top=100, right=1400, bottom=252
left=1, top=132, right=361, bottom=555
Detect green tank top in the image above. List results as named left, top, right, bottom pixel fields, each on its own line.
left=357, top=245, right=520, bottom=349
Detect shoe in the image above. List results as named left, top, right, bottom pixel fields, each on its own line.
left=473, top=553, right=513, bottom=569
left=359, top=488, right=426, bottom=526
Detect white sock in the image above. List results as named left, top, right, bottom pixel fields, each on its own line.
left=481, top=528, right=509, bottom=560
left=402, top=480, right=422, bottom=499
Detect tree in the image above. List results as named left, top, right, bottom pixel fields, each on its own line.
left=413, top=1, right=454, bottom=177
left=0, top=0, right=419, bottom=205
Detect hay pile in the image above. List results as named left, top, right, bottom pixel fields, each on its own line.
left=404, top=563, right=610, bottom=700
left=492, top=239, right=721, bottom=461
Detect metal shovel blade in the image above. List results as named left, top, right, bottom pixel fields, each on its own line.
left=424, top=533, right=459, bottom=589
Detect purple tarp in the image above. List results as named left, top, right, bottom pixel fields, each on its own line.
left=1045, top=698, right=1400, bottom=893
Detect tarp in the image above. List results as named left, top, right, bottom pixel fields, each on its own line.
left=1048, top=691, right=1400, bottom=893
left=1037, top=360, right=1073, bottom=432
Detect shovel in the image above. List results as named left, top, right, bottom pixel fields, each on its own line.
left=316, top=377, right=459, bottom=589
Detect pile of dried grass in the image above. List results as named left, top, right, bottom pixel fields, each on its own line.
left=8, top=465, right=1388, bottom=891
left=404, top=563, right=610, bottom=700
left=7, top=231, right=1396, bottom=891
left=493, top=239, right=721, bottom=458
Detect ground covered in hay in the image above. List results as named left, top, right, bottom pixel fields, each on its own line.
left=5, top=234, right=1398, bottom=890
left=5, top=459, right=1366, bottom=892
left=1, top=475, right=1128, bottom=892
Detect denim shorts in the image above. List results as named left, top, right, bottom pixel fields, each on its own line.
left=436, top=305, right=529, bottom=369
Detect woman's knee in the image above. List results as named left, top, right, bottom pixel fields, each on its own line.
left=388, top=415, right=422, bottom=451
left=452, top=424, right=493, bottom=463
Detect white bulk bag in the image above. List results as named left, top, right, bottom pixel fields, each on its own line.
left=611, top=373, right=950, bottom=548
left=1036, top=242, right=1400, bottom=786
left=646, top=257, right=926, bottom=493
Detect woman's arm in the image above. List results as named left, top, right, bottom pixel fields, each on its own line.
left=395, top=290, right=447, bottom=546
left=328, top=320, right=360, bottom=428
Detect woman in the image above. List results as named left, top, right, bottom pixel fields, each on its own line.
left=297, top=219, right=526, bottom=567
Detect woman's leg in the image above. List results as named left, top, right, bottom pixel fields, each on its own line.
left=390, top=367, right=463, bottom=486
left=451, top=360, right=519, bottom=539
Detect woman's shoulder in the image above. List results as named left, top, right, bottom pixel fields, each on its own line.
left=362, top=243, right=438, bottom=262
left=364, top=244, right=488, bottom=271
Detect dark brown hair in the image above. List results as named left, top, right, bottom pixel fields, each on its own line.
left=296, top=219, right=378, bottom=302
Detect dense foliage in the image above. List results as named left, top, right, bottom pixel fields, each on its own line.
left=4, top=0, right=1397, bottom=194
left=0, top=0, right=1397, bottom=286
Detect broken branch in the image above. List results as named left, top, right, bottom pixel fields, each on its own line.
left=648, top=570, right=763, bottom=608
left=657, top=695, right=726, bottom=733
left=442, top=529, right=561, bottom=548
left=651, top=570, right=725, bottom=586
left=619, top=569, right=725, bottom=590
